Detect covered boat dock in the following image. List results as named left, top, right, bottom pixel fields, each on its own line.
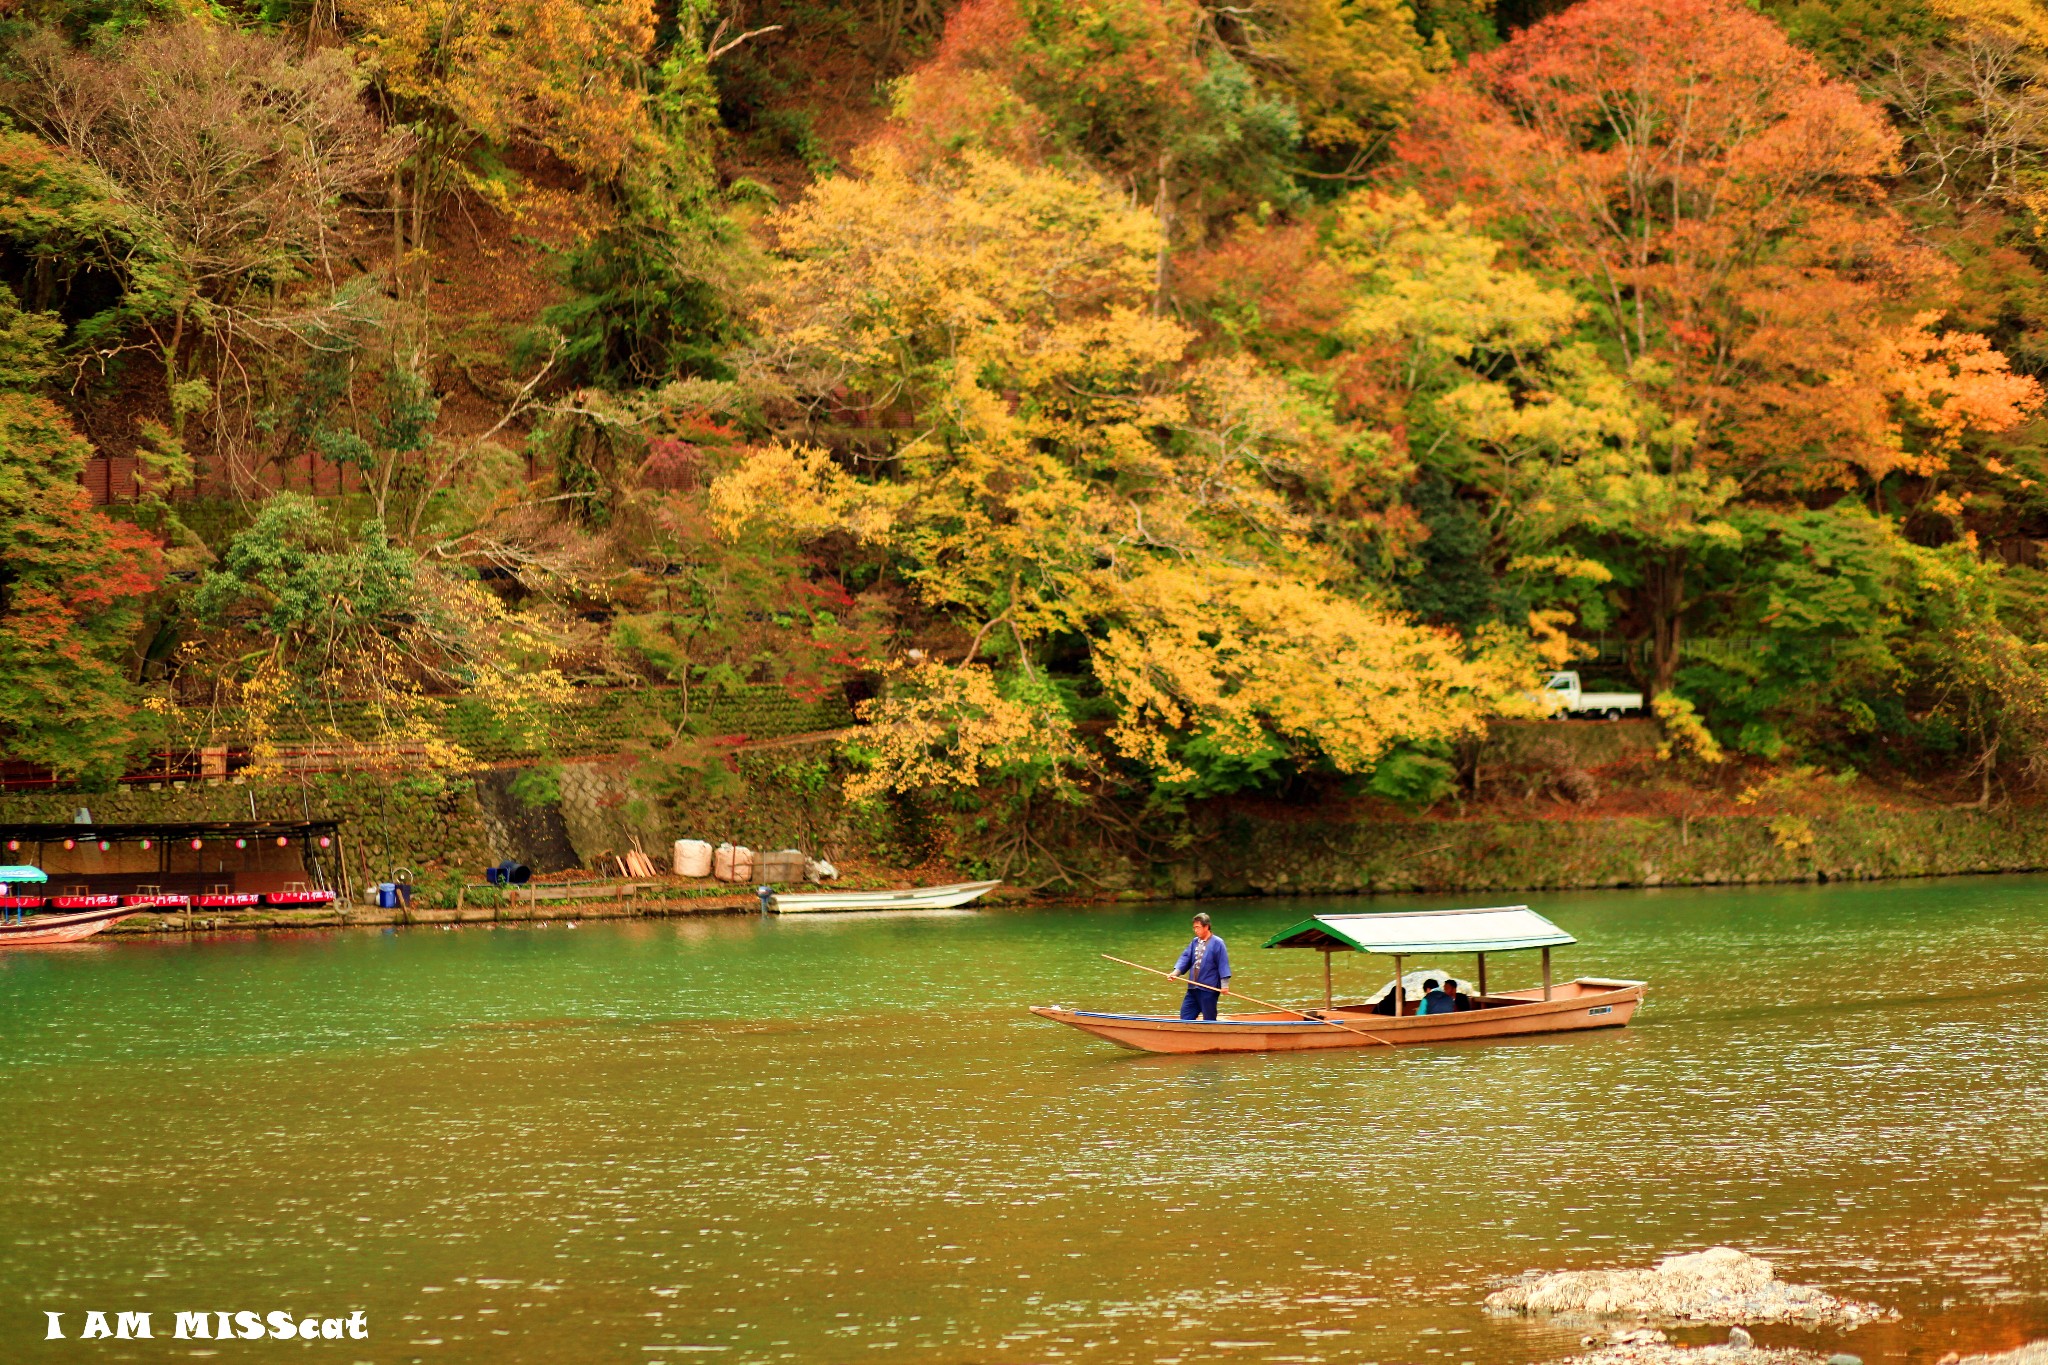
left=0, top=820, right=347, bottom=905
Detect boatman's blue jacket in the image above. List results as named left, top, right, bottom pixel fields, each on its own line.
left=1171, top=935, right=1231, bottom=990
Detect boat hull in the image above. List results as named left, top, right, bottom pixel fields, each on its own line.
left=770, top=879, right=1001, bottom=914
left=1031, top=979, right=1644, bottom=1054
left=0, top=905, right=143, bottom=947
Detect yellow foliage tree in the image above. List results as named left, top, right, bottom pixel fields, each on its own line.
left=1333, top=189, right=1743, bottom=690
left=715, top=149, right=1549, bottom=796
left=345, top=0, right=661, bottom=179
left=843, top=660, right=1086, bottom=801
left=1093, top=563, right=1536, bottom=786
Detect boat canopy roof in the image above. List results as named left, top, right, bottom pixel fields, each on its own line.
left=1262, top=906, right=1575, bottom=955
left=0, top=865, right=47, bottom=882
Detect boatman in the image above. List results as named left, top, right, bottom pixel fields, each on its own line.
left=1169, top=912, right=1231, bottom=1021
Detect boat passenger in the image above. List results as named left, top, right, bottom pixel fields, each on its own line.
left=1418, top=978, right=1460, bottom=1015
left=1169, top=913, right=1231, bottom=1022
left=1447, top=978, right=1476, bottom=1011
left=1370, top=988, right=1396, bottom=1017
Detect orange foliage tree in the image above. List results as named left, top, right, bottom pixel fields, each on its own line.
left=1395, top=0, right=2038, bottom=495
left=0, top=289, right=164, bottom=779
left=1393, top=0, right=2042, bottom=689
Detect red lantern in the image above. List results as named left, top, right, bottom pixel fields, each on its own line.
left=62, top=839, right=75, bottom=851
left=234, top=838, right=248, bottom=850
left=318, top=835, right=332, bottom=849
left=190, top=839, right=203, bottom=851
left=140, top=838, right=152, bottom=851
left=276, top=836, right=289, bottom=847
left=98, top=840, right=111, bottom=852
left=4, top=840, right=16, bottom=852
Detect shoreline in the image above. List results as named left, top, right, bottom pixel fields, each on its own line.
left=103, top=889, right=768, bottom=935
left=84, top=855, right=2048, bottom=939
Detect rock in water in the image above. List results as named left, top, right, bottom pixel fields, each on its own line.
left=1958, top=1344, right=2048, bottom=1365
left=1483, top=1247, right=1894, bottom=1328
left=1729, top=1328, right=1755, bottom=1349
left=1558, top=1345, right=1826, bottom=1365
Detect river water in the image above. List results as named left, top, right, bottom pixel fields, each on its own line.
left=3, top=878, right=2046, bottom=1365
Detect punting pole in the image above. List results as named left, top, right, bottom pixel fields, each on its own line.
left=1541, top=945, right=1552, bottom=1001
left=1098, top=955, right=1394, bottom=1046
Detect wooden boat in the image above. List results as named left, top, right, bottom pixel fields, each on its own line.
left=264, top=889, right=336, bottom=906
left=51, top=894, right=122, bottom=910
left=1032, top=905, right=1646, bottom=1055
left=769, top=878, right=1000, bottom=914
left=0, top=904, right=143, bottom=946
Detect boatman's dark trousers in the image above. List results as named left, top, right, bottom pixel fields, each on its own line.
left=1180, top=986, right=1218, bottom=1021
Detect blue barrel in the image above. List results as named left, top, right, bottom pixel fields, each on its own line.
left=377, top=882, right=397, bottom=908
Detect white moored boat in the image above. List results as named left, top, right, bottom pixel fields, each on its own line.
left=769, top=879, right=1000, bottom=914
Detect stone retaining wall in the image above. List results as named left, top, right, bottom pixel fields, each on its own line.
left=1169, top=803, right=2048, bottom=897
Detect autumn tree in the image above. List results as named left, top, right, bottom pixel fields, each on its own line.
left=2, top=23, right=407, bottom=462
left=716, top=147, right=1542, bottom=817
left=1327, top=190, right=1736, bottom=678
left=1395, top=0, right=2041, bottom=686
left=1397, top=0, right=2034, bottom=484
left=343, top=0, right=660, bottom=196
left=185, top=493, right=570, bottom=774
left=0, top=283, right=163, bottom=780
left=891, top=0, right=1435, bottom=301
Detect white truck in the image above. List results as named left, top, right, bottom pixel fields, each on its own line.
left=1535, top=671, right=1645, bottom=720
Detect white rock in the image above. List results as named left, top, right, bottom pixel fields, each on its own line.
left=1958, top=1346, right=2048, bottom=1365
left=1483, top=1247, right=1894, bottom=1328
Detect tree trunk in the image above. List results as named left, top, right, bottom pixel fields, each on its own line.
left=1152, top=154, right=1173, bottom=315
left=1645, top=551, right=1687, bottom=694
left=162, top=305, right=188, bottom=441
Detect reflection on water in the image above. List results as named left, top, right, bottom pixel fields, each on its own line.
left=2, top=878, right=2046, bottom=1364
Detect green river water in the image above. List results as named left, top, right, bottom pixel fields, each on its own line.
left=2, top=878, right=2046, bottom=1365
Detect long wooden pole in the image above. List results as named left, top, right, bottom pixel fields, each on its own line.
left=1100, top=955, right=1395, bottom=1046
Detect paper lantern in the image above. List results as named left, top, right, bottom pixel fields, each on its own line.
left=4, top=840, right=16, bottom=852
left=234, top=838, right=248, bottom=850
left=190, top=838, right=203, bottom=850
left=276, top=836, right=290, bottom=847
left=62, top=838, right=75, bottom=850
left=318, top=836, right=332, bottom=849
left=97, top=840, right=111, bottom=852
left=139, top=838, right=152, bottom=851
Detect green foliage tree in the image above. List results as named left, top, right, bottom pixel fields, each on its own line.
left=187, top=493, right=568, bottom=773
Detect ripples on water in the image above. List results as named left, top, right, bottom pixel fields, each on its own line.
left=2, top=879, right=2045, bottom=1364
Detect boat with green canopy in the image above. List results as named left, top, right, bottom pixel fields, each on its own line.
left=0, top=864, right=142, bottom=946
left=1030, top=905, right=1646, bottom=1054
